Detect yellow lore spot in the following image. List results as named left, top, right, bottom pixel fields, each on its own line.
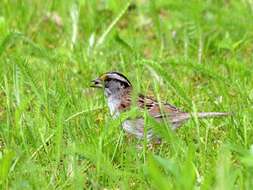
left=100, top=74, right=108, bottom=81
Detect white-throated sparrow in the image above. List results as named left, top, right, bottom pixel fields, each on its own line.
left=91, top=71, right=229, bottom=140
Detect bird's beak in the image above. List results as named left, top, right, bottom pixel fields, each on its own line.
left=90, top=78, right=103, bottom=88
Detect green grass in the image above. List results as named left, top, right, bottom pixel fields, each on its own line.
left=0, top=0, right=253, bottom=189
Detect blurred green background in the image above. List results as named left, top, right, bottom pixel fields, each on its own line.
left=0, top=0, right=253, bottom=189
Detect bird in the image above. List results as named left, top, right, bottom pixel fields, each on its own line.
left=90, top=71, right=229, bottom=141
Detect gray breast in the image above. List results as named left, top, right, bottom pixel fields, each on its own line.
left=122, top=119, right=154, bottom=140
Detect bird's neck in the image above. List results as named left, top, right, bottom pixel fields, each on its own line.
left=106, top=87, right=132, bottom=118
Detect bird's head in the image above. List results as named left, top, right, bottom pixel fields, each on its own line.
left=91, top=71, right=132, bottom=96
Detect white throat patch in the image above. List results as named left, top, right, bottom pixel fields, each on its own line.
left=107, top=95, right=120, bottom=118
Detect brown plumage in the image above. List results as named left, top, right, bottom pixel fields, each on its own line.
left=91, top=71, right=229, bottom=140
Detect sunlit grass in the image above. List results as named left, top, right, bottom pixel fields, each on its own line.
left=0, top=0, right=253, bottom=189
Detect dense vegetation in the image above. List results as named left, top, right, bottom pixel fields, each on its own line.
left=0, top=0, right=253, bottom=189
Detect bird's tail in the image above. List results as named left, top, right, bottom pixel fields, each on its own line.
left=195, top=112, right=230, bottom=118
left=170, top=112, right=230, bottom=128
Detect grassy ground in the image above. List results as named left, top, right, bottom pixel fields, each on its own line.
left=0, top=0, right=253, bottom=189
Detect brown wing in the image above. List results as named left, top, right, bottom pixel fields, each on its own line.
left=137, top=94, right=189, bottom=128
left=137, top=94, right=182, bottom=117
left=117, top=88, right=132, bottom=111
left=118, top=92, right=182, bottom=113
left=117, top=90, right=188, bottom=129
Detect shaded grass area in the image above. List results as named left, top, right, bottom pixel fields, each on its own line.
left=0, top=0, right=253, bottom=189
